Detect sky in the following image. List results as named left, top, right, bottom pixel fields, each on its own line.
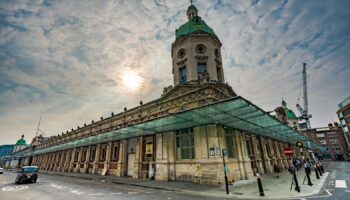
left=0, top=0, right=349, bottom=145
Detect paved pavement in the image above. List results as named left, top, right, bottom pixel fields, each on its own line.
left=1, top=161, right=349, bottom=200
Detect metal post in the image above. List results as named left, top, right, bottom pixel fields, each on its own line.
left=314, top=165, right=320, bottom=179
left=293, top=172, right=301, bottom=192
left=256, top=173, right=265, bottom=196
left=222, top=149, right=229, bottom=195
left=305, top=167, right=313, bottom=186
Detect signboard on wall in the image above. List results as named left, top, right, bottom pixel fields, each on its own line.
left=146, top=143, right=153, bottom=155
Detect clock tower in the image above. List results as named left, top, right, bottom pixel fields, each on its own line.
left=172, top=4, right=224, bottom=86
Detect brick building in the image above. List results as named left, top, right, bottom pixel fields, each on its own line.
left=337, top=96, right=350, bottom=145
left=302, top=123, right=349, bottom=160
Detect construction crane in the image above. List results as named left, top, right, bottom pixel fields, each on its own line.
left=296, top=63, right=312, bottom=130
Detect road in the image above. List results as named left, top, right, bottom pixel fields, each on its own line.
left=0, top=161, right=349, bottom=200
left=304, top=161, right=350, bottom=200
left=0, top=171, right=212, bottom=200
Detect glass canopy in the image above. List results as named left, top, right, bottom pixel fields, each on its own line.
left=26, top=96, right=319, bottom=157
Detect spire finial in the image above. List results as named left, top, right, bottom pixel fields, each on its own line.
left=190, top=0, right=193, bottom=5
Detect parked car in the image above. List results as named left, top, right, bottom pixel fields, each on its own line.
left=15, top=166, right=38, bottom=184
left=0, top=167, right=4, bottom=174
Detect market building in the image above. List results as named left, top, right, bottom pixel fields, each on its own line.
left=17, top=4, right=319, bottom=185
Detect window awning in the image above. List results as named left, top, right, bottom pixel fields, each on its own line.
left=27, top=96, right=320, bottom=157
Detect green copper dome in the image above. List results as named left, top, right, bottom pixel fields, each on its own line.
left=286, top=109, right=297, bottom=119
left=281, top=100, right=297, bottom=119
left=175, top=5, right=216, bottom=39
left=16, top=138, right=26, bottom=145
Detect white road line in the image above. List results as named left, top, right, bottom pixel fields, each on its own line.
left=304, top=189, right=332, bottom=199
left=71, top=190, right=85, bottom=195
left=128, top=191, right=138, bottom=194
left=110, top=192, right=123, bottom=195
left=325, top=189, right=332, bottom=195
left=335, top=180, right=347, bottom=188
left=88, top=193, right=104, bottom=196
left=145, top=191, right=155, bottom=193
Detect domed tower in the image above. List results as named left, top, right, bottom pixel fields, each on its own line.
left=172, top=3, right=224, bottom=86
left=14, top=135, right=27, bottom=152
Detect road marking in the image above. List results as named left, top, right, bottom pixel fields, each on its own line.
left=344, top=190, right=350, bottom=192
left=335, top=180, right=347, bottom=188
left=88, top=193, right=104, bottom=196
left=50, top=184, right=63, bottom=189
left=2, top=185, right=28, bottom=191
left=304, top=189, right=332, bottom=199
left=71, top=190, right=85, bottom=195
left=110, top=192, right=122, bottom=195
left=128, top=191, right=138, bottom=194
left=145, top=191, right=155, bottom=193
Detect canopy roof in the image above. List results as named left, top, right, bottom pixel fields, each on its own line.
left=22, top=96, right=319, bottom=157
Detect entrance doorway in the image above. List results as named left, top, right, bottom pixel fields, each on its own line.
left=127, top=153, right=135, bottom=176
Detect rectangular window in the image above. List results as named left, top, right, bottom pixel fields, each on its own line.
left=111, top=142, right=119, bottom=162
left=316, top=133, right=325, bottom=138
left=74, top=149, right=79, bottom=162
left=320, top=140, right=327, bottom=145
left=180, top=66, right=187, bottom=84
left=225, top=129, right=236, bottom=158
left=338, top=112, right=344, bottom=118
left=81, top=148, right=87, bottom=162
left=100, top=145, right=106, bottom=162
left=217, top=67, right=223, bottom=83
left=197, top=63, right=207, bottom=73
left=176, top=128, right=195, bottom=160
left=90, top=146, right=96, bottom=162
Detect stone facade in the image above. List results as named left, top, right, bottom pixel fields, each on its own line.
left=17, top=4, right=315, bottom=185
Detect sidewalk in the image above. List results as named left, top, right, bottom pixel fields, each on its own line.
left=40, top=169, right=329, bottom=199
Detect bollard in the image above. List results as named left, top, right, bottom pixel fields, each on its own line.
left=305, top=168, right=313, bottom=186
left=293, top=172, right=301, bottom=192
left=314, top=166, right=320, bottom=179
left=318, top=165, right=323, bottom=176
left=256, top=173, right=265, bottom=196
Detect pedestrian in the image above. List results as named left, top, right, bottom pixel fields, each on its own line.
left=304, top=159, right=311, bottom=175
left=296, top=159, right=301, bottom=171
left=273, top=163, right=281, bottom=178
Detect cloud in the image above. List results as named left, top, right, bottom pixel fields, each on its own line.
left=0, top=0, right=349, bottom=144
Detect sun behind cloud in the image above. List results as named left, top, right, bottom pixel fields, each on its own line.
left=121, top=69, right=144, bottom=91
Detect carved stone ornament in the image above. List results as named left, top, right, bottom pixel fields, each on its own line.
left=195, top=56, right=208, bottom=61
left=176, top=58, right=187, bottom=65
left=177, top=48, right=186, bottom=59
left=196, top=44, right=206, bottom=54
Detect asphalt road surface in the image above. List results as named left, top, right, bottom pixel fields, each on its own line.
left=1, top=161, right=349, bottom=200
left=304, top=161, right=350, bottom=200
left=0, top=172, right=213, bottom=200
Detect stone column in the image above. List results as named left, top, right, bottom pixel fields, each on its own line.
left=117, top=140, right=126, bottom=177
left=64, top=150, right=71, bottom=172
left=261, top=138, right=273, bottom=173
left=69, top=148, right=76, bottom=172
left=75, top=148, right=83, bottom=173
left=83, top=146, right=91, bottom=173
left=133, top=138, right=141, bottom=178
left=92, top=144, right=101, bottom=174
left=104, top=142, right=112, bottom=175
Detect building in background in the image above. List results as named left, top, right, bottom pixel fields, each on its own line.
left=0, top=144, right=15, bottom=167
left=274, top=100, right=299, bottom=131
left=7, top=135, right=29, bottom=169
left=302, top=123, right=349, bottom=160
left=337, top=96, right=350, bottom=145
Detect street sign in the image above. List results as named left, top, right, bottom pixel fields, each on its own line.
left=284, top=147, right=294, bottom=156
left=296, top=141, right=303, bottom=148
